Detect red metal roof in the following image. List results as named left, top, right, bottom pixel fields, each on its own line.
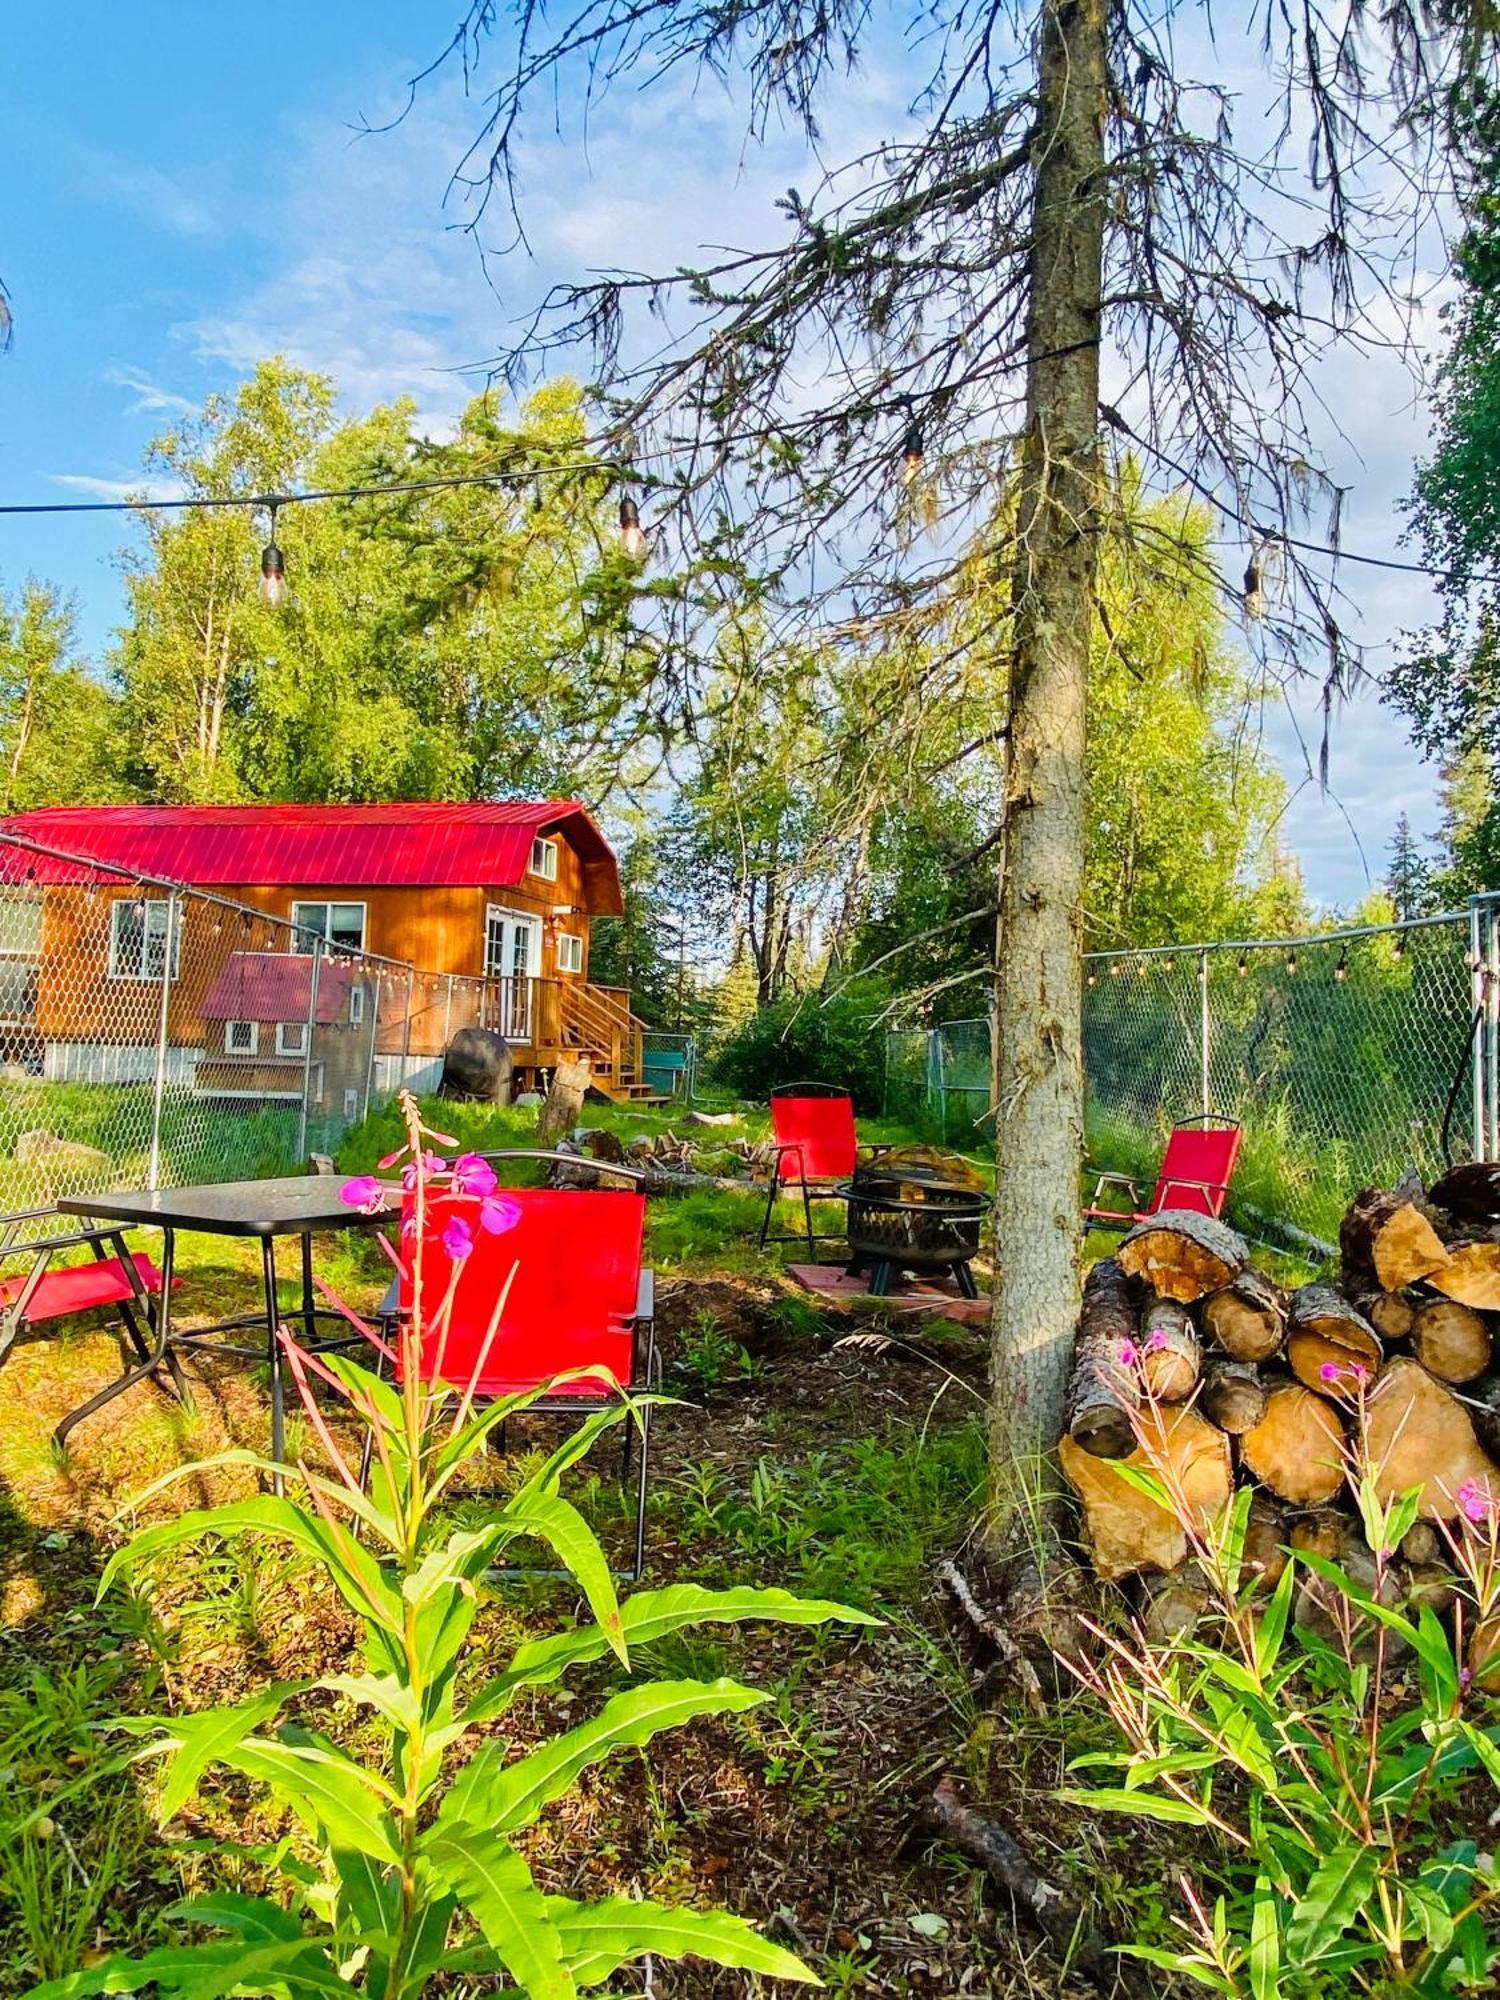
left=0, top=801, right=621, bottom=909
left=201, top=952, right=354, bottom=1025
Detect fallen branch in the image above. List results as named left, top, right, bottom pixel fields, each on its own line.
left=924, top=1778, right=1111, bottom=1983
left=937, top=1558, right=1046, bottom=1715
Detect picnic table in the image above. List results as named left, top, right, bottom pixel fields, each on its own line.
left=54, top=1176, right=394, bottom=1485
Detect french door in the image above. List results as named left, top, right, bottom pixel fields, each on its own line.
left=484, top=908, right=541, bottom=1040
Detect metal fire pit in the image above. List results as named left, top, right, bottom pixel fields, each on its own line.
left=837, top=1161, right=985, bottom=1298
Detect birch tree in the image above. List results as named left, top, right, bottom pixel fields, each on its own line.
left=411, top=0, right=1488, bottom=1544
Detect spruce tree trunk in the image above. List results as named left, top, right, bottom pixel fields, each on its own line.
left=987, top=0, right=1108, bottom=1542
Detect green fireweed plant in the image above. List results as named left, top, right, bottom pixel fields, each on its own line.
left=27, top=1092, right=874, bottom=1997
left=1066, top=1345, right=1500, bottom=1996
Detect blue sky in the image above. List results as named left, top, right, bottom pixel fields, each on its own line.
left=2, top=2, right=1453, bottom=909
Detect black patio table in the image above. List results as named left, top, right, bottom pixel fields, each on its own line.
left=54, top=1177, right=396, bottom=1487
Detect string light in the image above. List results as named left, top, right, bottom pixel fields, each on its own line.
left=1393, top=936, right=1407, bottom=961
left=1164, top=955, right=1176, bottom=974
left=1087, top=969, right=1098, bottom=987
left=1335, top=948, right=1348, bottom=982
left=1109, top=961, right=1122, bottom=978
left=618, top=494, right=648, bottom=561
left=259, top=502, right=287, bottom=608
left=1138, top=958, right=1150, bottom=977
left=1237, top=955, right=1249, bottom=977
left=899, top=419, right=925, bottom=487
left=1285, top=950, right=1298, bottom=975
left=1242, top=549, right=1265, bottom=621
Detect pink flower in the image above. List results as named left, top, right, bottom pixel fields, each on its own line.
left=1144, top=1327, right=1169, bottom=1353
left=1319, top=1363, right=1343, bottom=1382
left=401, top=1151, right=449, bottom=1192
left=340, top=1175, right=385, bottom=1215
left=1462, top=1666, right=1474, bottom=1691
left=378, top=1148, right=406, bottom=1169
left=451, top=1152, right=498, bottom=1198
left=1320, top=1360, right=1370, bottom=1387
left=442, top=1215, right=475, bottom=1261
left=1458, top=1479, right=1493, bottom=1524
left=479, top=1193, right=522, bottom=1235
left=1118, top=1340, right=1139, bottom=1368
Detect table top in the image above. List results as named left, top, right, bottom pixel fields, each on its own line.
left=57, top=1176, right=396, bottom=1239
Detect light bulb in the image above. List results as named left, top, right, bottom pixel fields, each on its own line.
left=619, top=495, right=648, bottom=561
left=900, top=423, right=925, bottom=487
left=260, top=540, right=287, bottom=607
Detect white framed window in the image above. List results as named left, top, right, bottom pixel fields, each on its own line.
left=343, top=1088, right=360, bottom=1120
left=529, top=836, right=559, bottom=881
left=291, top=901, right=367, bottom=952
left=109, top=898, right=181, bottom=981
left=556, top=932, right=584, bottom=974
left=225, top=1019, right=258, bottom=1056
left=276, top=1020, right=309, bottom=1057
left=349, top=985, right=365, bottom=1026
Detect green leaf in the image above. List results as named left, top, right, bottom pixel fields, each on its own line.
left=317, top=1673, right=420, bottom=1736
left=421, top=1829, right=575, bottom=2000
left=500, top=1486, right=626, bottom=1666
left=461, top=1583, right=877, bottom=1726
left=329, top=1848, right=402, bottom=1943
left=1255, top=1558, right=1297, bottom=1678
left=229, top=1738, right=401, bottom=1864
left=1061, top=1788, right=1210, bottom=1825
left=546, top=1894, right=817, bottom=1986
left=155, top=1688, right=297, bottom=1821
left=21, top=1939, right=357, bottom=1999
left=439, top=1678, right=766, bottom=1838
left=1249, top=1878, right=1282, bottom=2000
left=162, top=1894, right=304, bottom=1943
left=1402, top=1880, right=1455, bottom=1957
left=1285, top=1846, right=1380, bottom=1965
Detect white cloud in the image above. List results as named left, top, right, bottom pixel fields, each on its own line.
left=103, top=365, right=199, bottom=417
left=46, top=472, right=184, bottom=503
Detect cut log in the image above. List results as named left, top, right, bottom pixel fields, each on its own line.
left=1399, top=1518, right=1445, bottom=1568
left=1117, top=1209, right=1249, bottom=1303
left=1139, top=1296, right=1200, bottom=1402
left=1199, top=1357, right=1268, bottom=1435
left=1239, top=1383, right=1346, bottom=1505
left=537, top=1057, right=592, bottom=1148
left=1059, top=1403, right=1232, bottom=1582
left=1339, top=1187, right=1451, bottom=1292
left=1350, top=1289, right=1416, bottom=1343
left=1427, top=1240, right=1500, bottom=1312
left=1364, top=1357, right=1500, bottom=1521
left=1468, top=1612, right=1500, bottom=1695
left=1410, top=1299, right=1493, bottom=1385
left=1138, top=1562, right=1212, bottom=1644
left=1288, top=1508, right=1353, bottom=1563
left=1064, top=1258, right=1140, bottom=1460
left=1201, top=1268, right=1287, bottom=1361
left=1286, top=1285, right=1382, bottom=1398
left=924, top=1779, right=1109, bottom=1978
left=1242, top=1492, right=1291, bottom=1592
left=1429, top=1161, right=1500, bottom=1226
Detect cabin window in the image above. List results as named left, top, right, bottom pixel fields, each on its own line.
left=343, top=1088, right=360, bottom=1119
left=557, top=932, right=584, bottom=974
left=225, top=1020, right=258, bottom=1056
left=276, top=1021, right=308, bottom=1057
left=529, top=836, right=559, bottom=881
left=109, top=898, right=181, bottom=981
left=291, top=901, right=367, bottom=952
left=349, top=985, right=365, bottom=1026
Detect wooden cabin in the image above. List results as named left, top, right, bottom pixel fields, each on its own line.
left=0, top=802, right=653, bottom=1101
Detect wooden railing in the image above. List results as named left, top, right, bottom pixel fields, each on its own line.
left=471, top=975, right=648, bottom=1088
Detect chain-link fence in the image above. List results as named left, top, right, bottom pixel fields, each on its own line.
left=886, top=904, right=1497, bottom=1248
left=0, top=832, right=408, bottom=1212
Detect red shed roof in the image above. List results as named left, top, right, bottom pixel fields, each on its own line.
left=202, top=953, right=354, bottom=1025
left=0, top=802, right=623, bottom=912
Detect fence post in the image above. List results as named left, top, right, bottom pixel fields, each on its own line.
left=361, top=966, right=380, bottom=1122
left=401, top=965, right=415, bottom=1075
left=1199, top=948, right=1211, bottom=1118
left=147, top=891, right=179, bottom=1191
left=296, top=937, right=324, bottom=1163
left=1473, top=901, right=1487, bottom=1162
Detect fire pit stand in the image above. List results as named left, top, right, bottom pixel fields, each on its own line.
left=835, top=1163, right=986, bottom=1299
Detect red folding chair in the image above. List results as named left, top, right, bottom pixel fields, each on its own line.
left=399, top=1152, right=657, bottom=1578
left=0, top=1206, right=178, bottom=1373
left=758, top=1082, right=888, bottom=1257
left=1083, top=1114, right=1242, bottom=1227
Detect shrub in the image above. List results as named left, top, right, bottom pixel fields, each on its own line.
left=712, top=983, right=891, bottom=1112
left=1066, top=1365, right=1500, bottom=1995
left=22, top=1096, right=874, bottom=1999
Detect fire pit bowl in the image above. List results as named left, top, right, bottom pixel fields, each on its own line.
left=837, top=1161, right=986, bottom=1298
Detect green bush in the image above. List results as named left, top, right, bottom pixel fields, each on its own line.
left=712, top=985, right=890, bottom=1113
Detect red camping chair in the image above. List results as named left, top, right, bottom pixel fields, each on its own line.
left=398, top=1152, right=657, bottom=1578
left=759, top=1082, right=888, bottom=1258
left=1083, top=1114, right=1243, bottom=1227
left=0, top=1207, right=178, bottom=1373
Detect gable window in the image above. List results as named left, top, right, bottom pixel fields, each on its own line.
left=349, top=985, right=365, bottom=1026
left=109, top=898, right=181, bottom=981
left=292, top=901, right=366, bottom=952
left=225, top=1019, right=258, bottom=1056
left=529, top=836, right=559, bottom=882
left=276, top=1020, right=309, bottom=1058
left=557, top=933, right=584, bottom=974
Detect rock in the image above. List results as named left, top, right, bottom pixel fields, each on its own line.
left=15, top=1130, right=110, bottom=1173
left=514, top=1090, right=544, bottom=1109
left=686, top=1110, right=739, bottom=1127
left=439, top=1027, right=514, bottom=1103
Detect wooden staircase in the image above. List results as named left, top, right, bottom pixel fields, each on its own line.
left=556, top=981, right=664, bottom=1104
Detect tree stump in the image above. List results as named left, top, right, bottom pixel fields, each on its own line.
left=537, top=1057, right=592, bottom=1147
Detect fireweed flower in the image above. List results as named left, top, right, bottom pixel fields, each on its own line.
left=451, top=1153, right=498, bottom=1198
left=442, top=1215, right=475, bottom=1261
left=479, top=1193, right=523, bottom=1235
left=340, top=1175, right=385, bottom=1215
left=403, top=1151, right=449, bottom=1192
left=1319, top=1360, right=1369, bottom=1387
left=1144, top=1327, right=1169, bottom=1353
left=1458, top=1480, right=1493, bottom=1524
left=1118, top=1340, right=1139, bottom=1368
left=378, top=1148, right=406, bottom=1169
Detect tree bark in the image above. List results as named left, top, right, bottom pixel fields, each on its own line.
left=987, top=0, right=1108, bottom=1545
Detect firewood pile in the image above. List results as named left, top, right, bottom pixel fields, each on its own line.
left=1060, top=1168, right=1500, bottom=1664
